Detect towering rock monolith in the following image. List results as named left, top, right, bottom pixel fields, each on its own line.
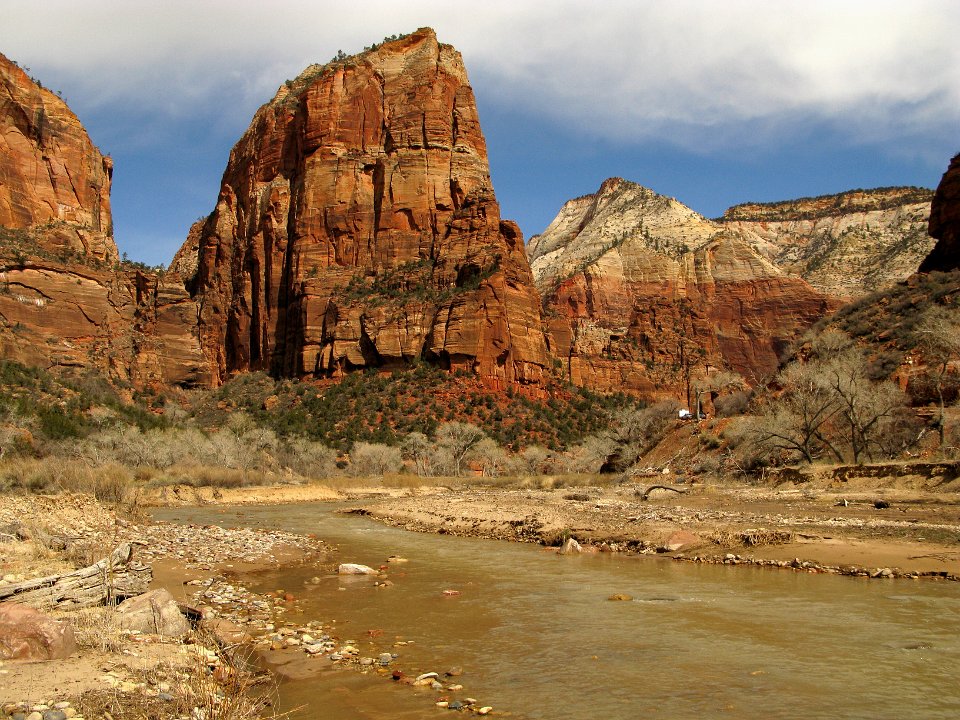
left=180, top=29, right=549, bottom=389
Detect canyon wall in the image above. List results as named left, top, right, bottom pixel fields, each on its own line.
left=529, top=178, right=841, bottom=399
left=919, top=154, right=960, bottom=273
left=0, top=52, right=207, bottom=389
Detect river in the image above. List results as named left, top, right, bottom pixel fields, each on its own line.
left=152, top=502, right=960, bottom=720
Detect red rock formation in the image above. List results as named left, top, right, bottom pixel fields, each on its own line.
left=0, top=53, right=208, bottom=389
left=181, top=29, right=548, bottom=389
left=0, top=51, right=115, bottom=263
left=919, top=153, right=960, bottom=273
left=530, top=179, right=839, bottom=401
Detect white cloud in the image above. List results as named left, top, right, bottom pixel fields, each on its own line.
left=5, top=0, right=957, bottom=151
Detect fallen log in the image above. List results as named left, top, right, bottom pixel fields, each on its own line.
left=638, top=485, right=688, bottom=501
left=0, top=542, right=152, bottom=610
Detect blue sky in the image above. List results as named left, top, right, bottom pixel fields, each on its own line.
left=5, top=1, right=958, bottom=266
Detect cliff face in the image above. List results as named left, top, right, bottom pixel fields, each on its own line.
left=180, top=28, right=548, bottom=389
left=0, top=261, right=209, bottom=389
left=529, top=179, right=838, bottom=398
left=919, top=154, right=960, bottom=273
left=0, top=52, right=207, bottom=390
left=722, top=187, right=934, bottom=298
left=0, top=52, right=116, bottom=263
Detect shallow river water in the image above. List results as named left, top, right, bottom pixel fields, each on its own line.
left=152, top=503, right=960, bottom=720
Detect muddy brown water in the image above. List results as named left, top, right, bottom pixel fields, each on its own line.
left=152, top=503, right=960, bottom=719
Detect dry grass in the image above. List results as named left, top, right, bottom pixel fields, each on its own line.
left=74, top=635, right=286, bottom=720
left=68, top=605, right=126, bottom=653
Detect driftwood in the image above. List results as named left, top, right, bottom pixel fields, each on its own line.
left=0, top=542, right=152, bottom=610
left=638, top=485, right=688, bottom=501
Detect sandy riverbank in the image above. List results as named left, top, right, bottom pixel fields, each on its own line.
left=344, top=481, right=960, bottom=580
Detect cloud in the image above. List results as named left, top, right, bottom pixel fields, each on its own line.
left=6, top=0, right=957, bottom=154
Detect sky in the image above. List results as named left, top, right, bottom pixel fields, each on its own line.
left=4, top=1, right=959, bottom=267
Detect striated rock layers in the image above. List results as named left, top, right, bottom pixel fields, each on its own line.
left=180, top=28, right=548, bottom=389
left=919, top=153, right=960, bottom=273
left=528, top=178, right=838, bottom=398
left=0, top=52, right=115, bottom=263
left=0, top=52, right=207, bottom=389
left=723, top=187, right=934, bottom=298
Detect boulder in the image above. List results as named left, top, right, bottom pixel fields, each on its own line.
left=0, top=602, right=76, bottom=661
left=115, top=588, right=191, bottom=637
left=337, top=563, right=378, bottom=575
left=202, top=617, right=252, bottom=645
left=558, top=537, right=582, bottom=555
left=664, top=530, right=703, bottom=552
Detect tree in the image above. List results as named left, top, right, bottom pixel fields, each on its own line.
left=401, top=432, right=434, bottom=477
left=749, top=362, right=842, bottom=464
left=600, top=401, right=680, bottom=473
left=435, top=422, right=487, bottom=476
left=913, top=305, right=960, bottom=448
left=821, top=348, right=908, bottom=464
left=748, top=333, right=911, bottom=465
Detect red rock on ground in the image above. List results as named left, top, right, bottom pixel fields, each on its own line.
left=0, top=602, right=76, bottom=661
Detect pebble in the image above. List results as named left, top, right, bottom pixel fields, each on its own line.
left=378, top=653, right=393, bottom=665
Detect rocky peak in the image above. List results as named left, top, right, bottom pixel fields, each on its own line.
left=530, top=178, right=836, bottom=399
left=919, top=153, right=960, bottom=273
left=0, top=51, right=116, bottom=264
left=179, top=28, right=548, bottom=388
left=528, top=178, right=721, bottom=294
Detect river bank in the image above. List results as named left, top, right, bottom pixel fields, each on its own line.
left=142, top=473, right=960, bottom=579
left=345, top=481, right=960, bottom=580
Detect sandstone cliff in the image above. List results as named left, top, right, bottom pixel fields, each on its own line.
left=0, top=52, right=116, bottom=264
left=919, top=153, right=960, bottom=273
left=179, top=29, right=548, bottom=389
left=722, top=187, right=933, bottom=298
left=529, top=178, right=838, bottom=399
left=0, top=52, right=207, bottom=390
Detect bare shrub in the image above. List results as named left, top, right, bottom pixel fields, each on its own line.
left=601, top=400, right=681, bottom=473
left=278, top=436, right=337, bottom=478
left=349, top=442, right=402, bottom=477
left=714, top=391, right=750, bottom=417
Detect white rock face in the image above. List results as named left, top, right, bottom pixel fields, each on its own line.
left=528, top=178, right=933, bottom=300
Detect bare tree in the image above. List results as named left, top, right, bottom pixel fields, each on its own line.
left=913, top=305, right=960, bottom=447
left=435, top=422, right=488, bottom=476
left=749, top=362, right=842, bottom=464
left=601, top=400, right=680, bottom=472
left=821, top=348, right=908, bottom=464
left=401, top=432, right=433, bottom=477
